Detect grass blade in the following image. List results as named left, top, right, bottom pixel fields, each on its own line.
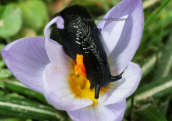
left=144, top=0, right=170, bottom=29
left=2, top=79, right=47, bottom=104
left=0, top=69, right=12, bottom=79
left=125, top=75, right=172, bottom=116
left=0, top=96, right=64, bottom=120
left=136, top=104, right=167, bottom=121
left=142, top=51, right=162, bottom=78
left=153, top=34, right=172, bottom=80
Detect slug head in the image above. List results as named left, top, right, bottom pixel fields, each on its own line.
left=87, top=67, right=123, bottom=99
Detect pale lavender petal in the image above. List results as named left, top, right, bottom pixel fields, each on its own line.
left=100, top=14, right=128, bottom=56
left=97, top=0, right=144, bottom=56
left=98, top=62, right=141, bottom=105
left=97, top=0, right=140, bottom=29
left=56, top=16, right=65, bottom=29
left=1, top=37, right=50, bottom=93
left=108, top=0, right=144, bottom=75
left=44, top=16, right=72, bottom=74
left=67, top=100, right=126, bottom=121
left=42, top=63, right=93, bottom=111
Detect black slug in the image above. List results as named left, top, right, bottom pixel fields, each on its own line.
left=50, top=5, right=123, bottom=99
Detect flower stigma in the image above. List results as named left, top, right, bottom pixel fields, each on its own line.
left=69, top=54, right=109, bottom=105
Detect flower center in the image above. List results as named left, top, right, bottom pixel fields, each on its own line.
left=69, top=54, right=109, bottom=105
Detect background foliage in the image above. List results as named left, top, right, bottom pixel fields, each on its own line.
left=0, top=0, right=172, bottom=121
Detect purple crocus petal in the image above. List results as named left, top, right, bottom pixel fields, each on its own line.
left=44, top=16, right=71, bottom=74
left=97, top=0, right=143, bottom=56
left=1, top=37, right=50, bottom=93
left=97, top=2, right=129, bottom=56
left=100, top=14, right=128, bottom=56
left=115, top=102, right=126, bottom=121
left=98, top=62, right=141, bottom=105
left=108, top=0, right=144, bottom=75
left=67, top=100, right=126, bottom=121
left=42, top=63, right=93, bottom=111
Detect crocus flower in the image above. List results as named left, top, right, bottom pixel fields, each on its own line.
left=1, top=0, right=144, bottom=120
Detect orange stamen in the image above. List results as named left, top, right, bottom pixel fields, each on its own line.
left=75, top=54, right=86, bottom=77
left=68, top=54, right=110, bottom=105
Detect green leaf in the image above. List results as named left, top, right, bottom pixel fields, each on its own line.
left=158, top=95, right=171, bottom=116
left=0, top=4, right=22, bottom=38
left=3, top=79, right=47, bottom=104
left=0, top=69, right=12, bottom=79
left=136, top=104, right=167, bottom=121
left=0, top=44, right=5, bottom=52
left=25, top=119, right=32, bottom=121
left=0, top=6, right=5, bottom=18
left=6, top=93, right=20, bottom=98
left=135, top=75, right=172, bottom=103
left=153, top=34, right=172, bottom=80
left=142, top=51, right=162, bottom=78
left=144, top=0, right=170, bottom=29
left=0, top=79, right=5, bottom=89
left=0, top=90, right=5, bottom=96
left=126, top=75, right=172, bottom=116
left=152, top=34, right=172, bottom=117
left=0, top=61, right=6, bottom=68
left=143, top=0, right=159, bottom=9
left=0, top=118, right=23, bottom=121
left=18, top=0, right=48, bottom=31
left=0, top=96, right=65, bottom=120
left=11, top=28, right=36, bottom=40
left=139, top=24, right=172, bottom=54
left=111, top=0, right=121, bottom=6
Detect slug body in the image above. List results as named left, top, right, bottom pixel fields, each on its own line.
left=50, top=5, right=122, bottom=99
